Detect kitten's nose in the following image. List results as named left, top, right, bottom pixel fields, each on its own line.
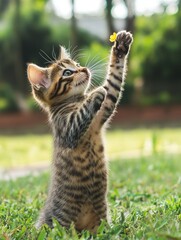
left=79, top=67, right=87, bottom=73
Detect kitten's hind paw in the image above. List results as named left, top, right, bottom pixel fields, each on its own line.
left=114, top=31, right=133, bottom=58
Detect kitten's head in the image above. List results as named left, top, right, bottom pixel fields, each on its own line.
left=27, top=47, right=91, bottom=109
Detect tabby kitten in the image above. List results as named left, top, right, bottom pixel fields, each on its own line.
left=27, top=31, right=133, bottom=232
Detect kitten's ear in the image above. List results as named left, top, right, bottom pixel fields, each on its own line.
left=27, top=63, right=50, bottom=89
left=58, top=46, right=70, bottom=60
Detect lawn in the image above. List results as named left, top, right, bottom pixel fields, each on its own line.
left=0, top=129, right=181, bottom=239
left=0, top=128, right=181, bottom=168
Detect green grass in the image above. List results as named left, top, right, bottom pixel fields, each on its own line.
left=0, top=128, right=181, bottom=168
left=0, top=129, right=181, bottom=239
left=0, top=153, right=181, bottom=239
left=106, top=128, right=181, bottom=157
left=0, top=134, right=52, bottom=168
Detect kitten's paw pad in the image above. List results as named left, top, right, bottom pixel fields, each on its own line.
left=114, top=31, right=133, bottom=58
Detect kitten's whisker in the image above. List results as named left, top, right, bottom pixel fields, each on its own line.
left=52, top=46, right=57, bottom=61
left=70, top=45, right=78, bottom=59
left=87, top=57, right=107, bottom=88
left=90, top=67, right=107, bottom=75
left=86, top=56, right=99, bottom=68
left=67, top=41, right=74, bottom=56
left=69, top=46, right=84, bottom=61
left=39, top=49, right=54, bottom=63
left=85, top=54, right=93, bottom=68
left=88, top=58, right=108, bottom=70
left=39, top=52, right=53, bottom=64
left=90, top=63, right=107, bottom=76
left=72, top=49, right=85, bottom=62
left=75, top=53, right=87, bottom=62
left=87, top=54, right=108, bottom=68
left=67, top=41, right=72, bottom=53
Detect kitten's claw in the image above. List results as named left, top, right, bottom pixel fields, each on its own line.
left=114, top=31, right=133, bottom=58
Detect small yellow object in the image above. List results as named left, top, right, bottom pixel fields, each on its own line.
left=109, top=32, right=117, bottom=42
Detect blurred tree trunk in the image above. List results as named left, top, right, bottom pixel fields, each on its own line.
left=122, top=0, right=135, bottom=33
left=105, top=0, right=115, bottom=37
left=178, top=0, right=181, bottom=10
left=13, top=0, right=24, bottom=93
left=0, top=0, right=10, bottom=16
left=71, top=0, right=78, bottom=47
left=12, top=0, right=28, bottom=110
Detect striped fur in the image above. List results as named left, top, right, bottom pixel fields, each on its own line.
left=27, top=31, right=133, bottom=233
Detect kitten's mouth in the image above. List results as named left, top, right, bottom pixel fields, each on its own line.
left=75, top=78, right=88, bottom=87
left=75, top=71, right=90, bottom=87
left=74, top=68, right=91, bottom=88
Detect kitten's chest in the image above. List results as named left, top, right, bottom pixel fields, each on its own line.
left=78, top=129, right=104, bottom=158
left=53, top=128, right=107, bottom=186
left=76, top=132, right=106, bottom=175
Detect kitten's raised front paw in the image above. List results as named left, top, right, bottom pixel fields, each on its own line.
left=114, top=31, right=133, bottom=58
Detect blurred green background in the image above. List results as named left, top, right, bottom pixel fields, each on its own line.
left=0, top=0, right=181, bottom=112
left=0, top=0, right=181, bottom=168
left=0, top=2, right=181, bottom=238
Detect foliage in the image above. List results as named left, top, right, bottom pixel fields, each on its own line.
left=26, top=96, right=40, bottom=112
left=142, top=12, right=181, bottom=97
left=130, top=14, right=175, bottom=79
left=130, top=12, right=181, bottom=104
left=1, top=128, right=181, bottom=169
left=135, top=91, right=172, bottom=106
left=0, top=84, right=19, bottom=112
left=0, top=134, right=52, bottom=168
left=1, top=0, right=181, bottom=109
left=0, top=153, right=180, bottom=239
left=0, top=0, right=101, bottom=98
left=0, top=0, right=57, bottom=95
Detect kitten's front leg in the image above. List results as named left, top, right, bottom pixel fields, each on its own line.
left=63, top=87, right=106, bottom=148
left=94, top=31, right=133, bottom=127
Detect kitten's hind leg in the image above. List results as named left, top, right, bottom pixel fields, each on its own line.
left=35, top=208, right=53, bottom=229
left=90, top=181, right=108, bottom=227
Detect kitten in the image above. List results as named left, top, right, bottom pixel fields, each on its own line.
left=27, top=31, right=133, bottom=233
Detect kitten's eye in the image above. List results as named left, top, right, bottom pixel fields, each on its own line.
left=63, top=69, right=73, bottom=76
